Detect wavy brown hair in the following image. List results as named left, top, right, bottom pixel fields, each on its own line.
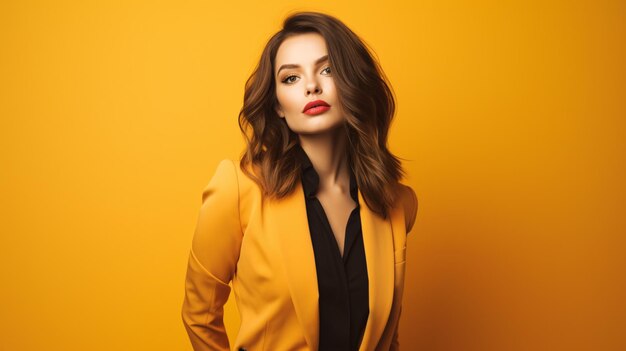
left=238, top=11, right=406, bottom=218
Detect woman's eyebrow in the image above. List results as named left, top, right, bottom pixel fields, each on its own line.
left=276, top=55, right=329, bottom=76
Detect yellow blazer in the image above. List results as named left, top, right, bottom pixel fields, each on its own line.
left=182, top=159, right=418, bottom=351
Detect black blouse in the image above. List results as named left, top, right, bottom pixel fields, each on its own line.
left=295, top=144, right=369, bottom=351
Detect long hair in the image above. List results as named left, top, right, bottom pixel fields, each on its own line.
left=238, top=11, right=406, bottom=218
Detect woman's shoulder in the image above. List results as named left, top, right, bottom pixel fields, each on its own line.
left=393, top=181, right=418, bottom=233
left=207, top=158, right=254, bottom=184
left=200, top=159, right=239, bottom=201
left=208, top=158, right=260, bottom=197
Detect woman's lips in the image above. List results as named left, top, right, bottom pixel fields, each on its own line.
left=303, top=105, right=331, bottom=115
left=302, top=99, right=330, bottom=114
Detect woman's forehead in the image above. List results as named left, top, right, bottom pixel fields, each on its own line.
left=275, top=33, right=329, bottom=67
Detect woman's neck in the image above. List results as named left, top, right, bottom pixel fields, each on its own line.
left=298, top=129, right=351, bottom=192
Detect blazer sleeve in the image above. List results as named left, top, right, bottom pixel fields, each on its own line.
left=182, top=159, right=243, bottom=351
left=390, top=305, right=403, bottom=351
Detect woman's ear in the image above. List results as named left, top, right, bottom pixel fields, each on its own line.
left=274, top=104, right=285, bottom=118
left=276, top=106, right=285, bottom=118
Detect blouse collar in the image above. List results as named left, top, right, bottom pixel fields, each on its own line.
left=295, top=143, right=359, bottom=203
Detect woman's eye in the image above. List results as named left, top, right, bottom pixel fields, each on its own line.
left=282, top=75, right=297, bottom=84
left=281, top=68, right=330, bottom=84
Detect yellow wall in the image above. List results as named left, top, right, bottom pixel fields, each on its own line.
left=1, top=1, right=624, bottom=350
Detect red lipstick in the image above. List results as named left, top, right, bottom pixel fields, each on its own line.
left=302, top=99, right=331, bottom=115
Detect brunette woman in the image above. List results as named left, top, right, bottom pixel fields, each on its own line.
left=182, top=11, right=418, bottom=351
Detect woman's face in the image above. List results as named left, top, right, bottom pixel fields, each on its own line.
left=274, top=32, right=345, bottom=136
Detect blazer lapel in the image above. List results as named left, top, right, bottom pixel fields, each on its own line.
left=358, top=189, right=395, bottom=351
left=269, top=182, right=395, bottom=351
left=269, top=181, right=320, bottom=351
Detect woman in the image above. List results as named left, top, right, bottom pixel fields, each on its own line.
left=182, top=11, right=418, bottom=351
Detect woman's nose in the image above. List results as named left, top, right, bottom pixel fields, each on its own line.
left=305, top=81, right=322, bottom=95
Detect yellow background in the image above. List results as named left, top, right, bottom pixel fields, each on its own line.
left=1, top=0, right=625, bottom=350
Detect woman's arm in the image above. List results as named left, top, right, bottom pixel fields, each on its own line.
left=390, top=305, right=402, bottom=351
left=182, top=159, right=243, bottom=351
left=391, top=185, right=418, bottom=349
